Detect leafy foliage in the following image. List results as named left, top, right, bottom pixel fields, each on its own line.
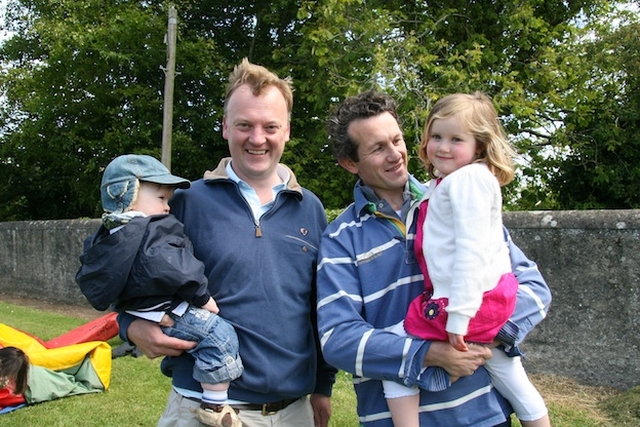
left=0, top=0, right=638, bottom=220
left=541, top=12, right=640, bottom=208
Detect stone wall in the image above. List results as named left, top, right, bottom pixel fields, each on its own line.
left=503, top=210, right=640, bottom=391
left=0, top=219, right=100, bottom=305
left=1, top=211, right=639, bottom=389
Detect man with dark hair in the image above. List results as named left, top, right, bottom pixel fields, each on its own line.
left=316, top=90, right=551, bottom=426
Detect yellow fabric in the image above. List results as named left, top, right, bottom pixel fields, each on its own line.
left=0, top=323, right=111, bottom=390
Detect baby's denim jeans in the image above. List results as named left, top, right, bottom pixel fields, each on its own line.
left=162, top=306, right=243, bottom=384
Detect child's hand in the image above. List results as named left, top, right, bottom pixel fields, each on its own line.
left=202, top=297, right=220, bottom=314
left=159, top=314, right=175, bottom=327
left=448, top=333, right=469, bottom=352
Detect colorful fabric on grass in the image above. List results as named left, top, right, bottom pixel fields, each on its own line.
left=0, top=323, right=111, bottom=414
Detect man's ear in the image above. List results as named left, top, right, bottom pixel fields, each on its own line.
left=338, top=157, right=359, bottom=175
left=222, top=116, right=229, bottom=140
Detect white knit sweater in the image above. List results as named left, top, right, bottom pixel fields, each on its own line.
left=422, top=163, right=512, bottom=336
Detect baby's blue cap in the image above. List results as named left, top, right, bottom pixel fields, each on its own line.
left=100, top=154, right=190, bottom=213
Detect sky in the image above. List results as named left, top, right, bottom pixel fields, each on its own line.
left=0, top=0, right=15, bottom=43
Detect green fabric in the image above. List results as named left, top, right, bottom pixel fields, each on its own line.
left=25, top=358, right=103, bottom=404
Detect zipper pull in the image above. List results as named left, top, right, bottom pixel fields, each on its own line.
left=255, top=223, right=262, bottom=237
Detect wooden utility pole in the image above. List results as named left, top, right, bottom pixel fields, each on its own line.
left=161, top=6, right=177, bottom=170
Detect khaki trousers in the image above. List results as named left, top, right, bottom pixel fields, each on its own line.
left=156, top=389, right=314, bottom=427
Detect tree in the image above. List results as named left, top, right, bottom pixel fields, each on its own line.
left=0, top=0, right=634, bottom=220
left=293, top=0, right=616, bottom=209
left=0, top=0, right=359, bottom=219
left=0, top=0, right=227, bottom=220
left=537, top=8, right=640, bottom=208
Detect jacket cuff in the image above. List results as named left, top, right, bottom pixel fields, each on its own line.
left=404, top=340, right=434, bottom=386
left=404, top=341, right=451, bottom=391
left=116, top=311, right=135, bottom=343
left=413, top=366, right=450, bottom=392
left=496, top=319, right=520, bottom=348
left=313, top=370, right=336, bottom=397
left=191, top=293, right=211, bottom=309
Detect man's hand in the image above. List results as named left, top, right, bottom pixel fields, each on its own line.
left=423, top=341, right=492, bottom=379
left=127, top=318, right=197, bottom=358
left=310, top=393, right=331, bottom=427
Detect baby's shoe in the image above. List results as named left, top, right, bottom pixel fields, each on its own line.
left=195, top=402, right=242, bottom=427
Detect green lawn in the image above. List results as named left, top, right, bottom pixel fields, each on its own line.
left=1, top=300, right=637, bottom=426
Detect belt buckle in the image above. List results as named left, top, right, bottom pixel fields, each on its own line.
left=261, top=403, right=277, bottom=416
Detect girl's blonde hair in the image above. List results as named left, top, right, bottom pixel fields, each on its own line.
left=418, top=92, right=516, bottom=186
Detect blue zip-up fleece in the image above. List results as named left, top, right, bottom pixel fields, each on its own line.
left=119, top=158, right=336, bottom=403
left=316, top=175, right=551, bottom=426
left=76, top=215, right=211, bottom=312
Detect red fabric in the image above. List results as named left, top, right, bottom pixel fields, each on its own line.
left=0, top=387, right=25, bottom=410
left=0, top=344, right=26, bottom=410
left=45, top=312, right=118, bottom=348
left=413, top=199, right=432, bottom=293
left=404, top=272, right=518, bottom=343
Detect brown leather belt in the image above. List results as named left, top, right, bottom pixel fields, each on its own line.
left=231, top=397, right=301, bottom=416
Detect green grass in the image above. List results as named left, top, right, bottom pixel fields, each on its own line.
left=0, top=301, right=170, bottom=426
left=1, top=300, right=638, bottom=426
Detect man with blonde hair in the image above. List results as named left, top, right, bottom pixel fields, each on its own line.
left=118, top=58, right=335, bottom=427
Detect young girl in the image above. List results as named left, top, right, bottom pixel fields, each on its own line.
left=384, top=92, right=550, bottom=427
left=0, top=346, right=29, bottom=396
